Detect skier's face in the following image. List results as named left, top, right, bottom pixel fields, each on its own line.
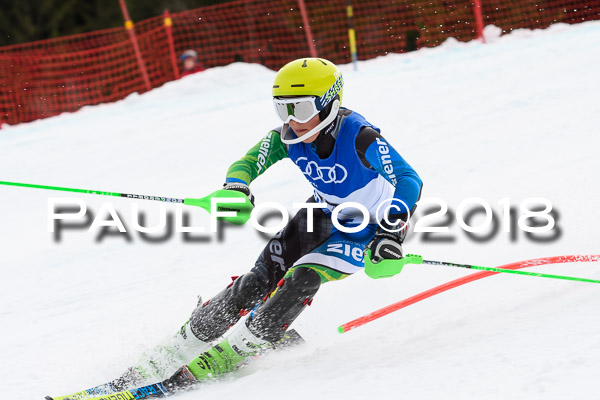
left=289, top=113, right=321, bottom=143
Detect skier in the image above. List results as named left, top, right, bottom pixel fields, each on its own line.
left=128, top=57, right=423, bottom=388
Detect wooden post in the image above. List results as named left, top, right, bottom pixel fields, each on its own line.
left=119, top=0, right=152, bottom=90
left=163, top=9, right=180, bottom=80
left=346, top=0, right=358, bottom=70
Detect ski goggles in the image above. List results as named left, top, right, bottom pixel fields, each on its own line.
left=273, top=74, right=344, bottom=124
left=273, top=96, right=321, bottom=124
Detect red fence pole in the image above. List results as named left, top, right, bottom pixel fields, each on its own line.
left=297, top=0, right=318, bottom=57
left=163, top=9, right=180, bottom=80
left=118, top=0, right=152, bottom=91
left=472, top=0, right=487, bottom=43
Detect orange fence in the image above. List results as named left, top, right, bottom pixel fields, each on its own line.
left=1, top=0, right=599, bottom=126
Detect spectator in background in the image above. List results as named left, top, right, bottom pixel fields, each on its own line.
left=180, top=49, right=205, bottom=77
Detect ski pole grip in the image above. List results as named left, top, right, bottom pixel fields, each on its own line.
left=184, top=189, right=253, bottom=225
left=364, top=251, right=423, bottom=279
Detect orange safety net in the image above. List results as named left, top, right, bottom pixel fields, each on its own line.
left=1, top=0, right=598, bottom=127
left=0, top=27, right=147, bottom=126
left=481, top=0, right=600, bottom=32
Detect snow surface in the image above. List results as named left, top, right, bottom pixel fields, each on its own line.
left=1, top=21, right=600, bottom=400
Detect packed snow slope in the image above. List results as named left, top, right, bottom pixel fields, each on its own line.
left=1, top=21, right=600, bottom=400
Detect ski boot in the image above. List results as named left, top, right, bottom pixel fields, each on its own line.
left=187, top=322, right=267, bottom=379
left=185, top=323, right=304, bottom=380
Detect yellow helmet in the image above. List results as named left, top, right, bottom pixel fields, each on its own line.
left=272, top=58, right=344, bottom=144
left=272, top=58, right=343, bottom=106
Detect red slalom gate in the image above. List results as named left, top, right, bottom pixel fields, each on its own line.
left=338, top=254, right=600, bottom=333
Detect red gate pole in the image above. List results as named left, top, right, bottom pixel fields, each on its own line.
left=472, top=0, right=487, bottom=43
left=339, top=254, right=600, bottom=333
left=297, top=0, right=318, bottom=57
left=163, top=9, right=180, bottom=80
left=118, top=0, right=152, bottom=91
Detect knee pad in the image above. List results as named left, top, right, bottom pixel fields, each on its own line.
left=190, top=272, right=268, bottom=342
left=247, top=267, right=321, bottom=342
left=231, top=271, right=269, bottom=310
left=289, top=266, right=321, bottom=293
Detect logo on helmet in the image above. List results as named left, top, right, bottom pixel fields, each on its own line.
left=319, top=75, right=343, bottom=110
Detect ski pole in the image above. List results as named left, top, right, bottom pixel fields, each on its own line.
left=363, top=250, right=600, bottom=284
left=0, top=180, right=184, bottom=202
left=0, top=180, right=253, bottom=225
left=420, top=257, right=600, bottom=284
left=340, top=254, right=600, bottom=333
